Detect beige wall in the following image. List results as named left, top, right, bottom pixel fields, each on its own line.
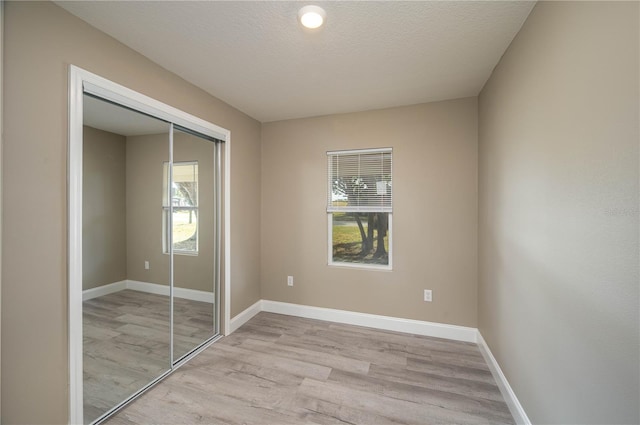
left=0, top=2, right=4, bottom=415
left=125, top=132, right=171, bottom=288
left=261, top=98, right=478, bottom=326
left=478, top=2, right=639, bottom=424
left=2, top=1, right=261, bottom=423
left=126, top=131, right=217, bottom=293
left=83, top=126, right=127, bottom=290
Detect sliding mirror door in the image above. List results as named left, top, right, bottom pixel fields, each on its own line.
left=70, top=66, right=230, bottom=425
left=171, top=128, right=219, bottom=361
left=82, top=94, right=171, bottom=424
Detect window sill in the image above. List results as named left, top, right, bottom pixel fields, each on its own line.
left=328, top=261, right=392, bottom=272
left=163, top=251, right=199, bottom=257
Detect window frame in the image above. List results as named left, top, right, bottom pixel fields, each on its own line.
left=163, top=160, right=199, bottom=256
left=327, top=148, right=393, bottom=271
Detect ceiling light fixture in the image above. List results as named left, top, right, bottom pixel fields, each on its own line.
left=298, top=5, right=326, bottom=29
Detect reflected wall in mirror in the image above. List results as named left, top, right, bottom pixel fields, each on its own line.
left=82, top=94, right=171, bottom=424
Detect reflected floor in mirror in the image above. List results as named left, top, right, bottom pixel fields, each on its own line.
left=83, top=290, right=214, bottom=423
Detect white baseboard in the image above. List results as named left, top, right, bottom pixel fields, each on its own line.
left=173, top=285, right=215, bottom=304
left=259, top=300, right=477, bottom=343
left=477, top=331, right=531, bottom=425
left=82, top=280, right=214, bottom=303
left=83, top=280, right=127, bottom=301
left=126, top=279, right=169, bottom=297
left=229, top=300, right=262, bottom=334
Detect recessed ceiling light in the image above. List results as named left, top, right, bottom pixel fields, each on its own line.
left=298, top=5, right=326, bottom=29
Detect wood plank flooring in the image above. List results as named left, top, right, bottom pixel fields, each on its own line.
left=84, top=290, right=215, bottom=424
left=105, top=312, right=514, bottom=425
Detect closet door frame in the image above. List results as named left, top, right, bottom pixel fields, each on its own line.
left=68, top=65, right=231, bottom=424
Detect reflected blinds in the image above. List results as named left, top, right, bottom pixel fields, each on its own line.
left=327, top=148, right=393, bottom=213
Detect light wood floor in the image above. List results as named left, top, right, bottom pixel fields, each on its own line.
left=105, top=312, right=514, bottom=425
left=84, top=290, right=216, bottom=424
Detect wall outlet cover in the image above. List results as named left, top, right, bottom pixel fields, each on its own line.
left=424, top=289, right=432, bottom=302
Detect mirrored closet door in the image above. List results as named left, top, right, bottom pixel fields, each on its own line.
left=171, top=127, right=219, bottom=362
left=71, top=67, right=227, bottom=425
left=82, top=95, right=173, bottom=423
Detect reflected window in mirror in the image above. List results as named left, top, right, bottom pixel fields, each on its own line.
left=163, top=161, right=199, bottom=255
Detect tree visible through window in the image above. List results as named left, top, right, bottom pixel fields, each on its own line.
left=327, top=148, right=392, bottom=268
left=163, top=161, right=198, bottom=254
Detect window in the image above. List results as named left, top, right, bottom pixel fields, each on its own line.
left=327, top=148, right=392, bottom=269
left=163, top=161, right=198, bottom=255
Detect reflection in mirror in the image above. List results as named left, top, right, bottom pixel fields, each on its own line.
left=82, top=94, right=171, bottom=424
left=172, top=128, right=217, bottom=361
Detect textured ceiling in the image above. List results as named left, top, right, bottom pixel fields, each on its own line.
left=57, top=1, right=535, bottom=123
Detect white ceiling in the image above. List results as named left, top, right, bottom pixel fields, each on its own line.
left=58, top=1, right=535, bottom=123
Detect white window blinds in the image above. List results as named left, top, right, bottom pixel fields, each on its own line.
left=327, top=148, right=392, bottom=213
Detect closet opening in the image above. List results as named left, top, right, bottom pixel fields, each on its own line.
left=69, top=66, right=231, bottom=425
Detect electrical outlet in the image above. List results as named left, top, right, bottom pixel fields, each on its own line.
left=144, top=261, right=150, bottom=270
left=423, top=289, right=432, bottom=302
left=287, top=276, right=294, bottom=286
